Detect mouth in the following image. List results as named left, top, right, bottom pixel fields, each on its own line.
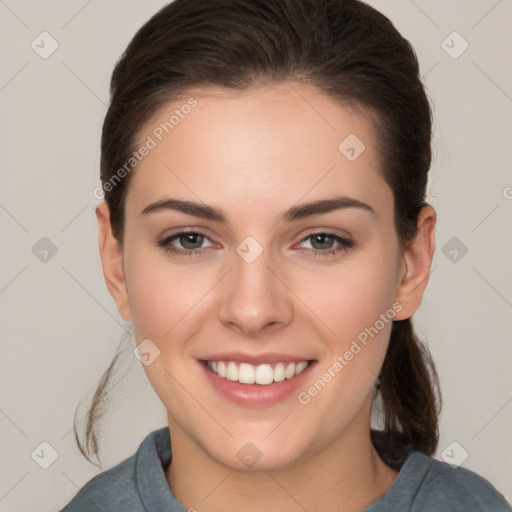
left=198, top=355, right=317, bottom=407
left=202, top=359, right=311, bottom=385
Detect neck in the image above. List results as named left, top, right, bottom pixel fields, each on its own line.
left=165, top=412, right=398, bottom=512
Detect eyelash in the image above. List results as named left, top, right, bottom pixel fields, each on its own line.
left=157, top=230, right=354, bottom=258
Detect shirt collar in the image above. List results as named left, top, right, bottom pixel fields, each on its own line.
left=135, top=426, right=187, bottom=512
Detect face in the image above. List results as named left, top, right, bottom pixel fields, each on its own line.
left=98, top=82, right=432, bottom=471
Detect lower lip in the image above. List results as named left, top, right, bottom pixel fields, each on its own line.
left=199, top=360, right=316, bottom=407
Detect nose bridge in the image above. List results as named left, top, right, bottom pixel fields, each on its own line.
left=218, top=241, right=293, bottom=335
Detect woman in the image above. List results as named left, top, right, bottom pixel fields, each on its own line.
left=60, top=0, right=510, bottom=510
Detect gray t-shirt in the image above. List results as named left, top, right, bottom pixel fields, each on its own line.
left=59, top=427, right=511, bottom=512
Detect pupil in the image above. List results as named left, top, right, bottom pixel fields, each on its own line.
left=181, top=233, right=203, bottom=249
left=312, top=234, right=333, bottom=249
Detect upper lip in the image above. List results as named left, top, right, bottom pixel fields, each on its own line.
left=199, top=352, right=315, bottom=365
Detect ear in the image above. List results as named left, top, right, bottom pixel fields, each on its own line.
left=96, top=202, right=132, bottom=321
left=393, top=206, right=436, bottom=321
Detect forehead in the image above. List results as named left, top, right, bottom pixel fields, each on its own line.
left=126, top=82, right=392, bottom=219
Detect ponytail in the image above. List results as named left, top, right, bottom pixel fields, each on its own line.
left=73, top=350, right=124, bottom=467
left=374, top=318, right=441, bottom=458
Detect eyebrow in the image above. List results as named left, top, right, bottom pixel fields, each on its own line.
left=141, top=195, right=375, bottom=223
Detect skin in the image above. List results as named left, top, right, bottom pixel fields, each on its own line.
left=96, top=82, right=436, bottom=512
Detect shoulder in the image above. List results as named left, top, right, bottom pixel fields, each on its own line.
left=58, top=451, right=141, bottom=511
left=58, top=427, right=172, bottom=512
left=399, top=451, right=511, bottom=511
left=371, top=431, right=510, bottom=511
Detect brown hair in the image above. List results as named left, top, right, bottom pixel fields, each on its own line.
left=76, top=0, right=441, bottom=465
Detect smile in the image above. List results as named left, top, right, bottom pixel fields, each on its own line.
left=205, top=360, right=310, bottom=385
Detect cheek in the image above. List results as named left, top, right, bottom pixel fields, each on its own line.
left=292, top=251, right=399, bottom=397
left=124, top=245, right=205, bottom=341
left=297, top=253, right=399, bottom=342
left=292, top=258, right=398, bottom=427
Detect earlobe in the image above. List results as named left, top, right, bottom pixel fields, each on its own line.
left=393, top=206, right=436, bottom=321
left=96, top=202, right=132, bottom=321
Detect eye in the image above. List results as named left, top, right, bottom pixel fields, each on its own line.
left=157, top=230, right=216, bottom=257
left=297, top=232, right=354, bottom=257
left=157, top=230, right=354, bottom=259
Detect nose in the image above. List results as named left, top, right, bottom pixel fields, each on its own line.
left=217, top=246, right=294, bottom=337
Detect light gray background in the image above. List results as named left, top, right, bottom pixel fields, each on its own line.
left=1, top=1, right=511, bottom=510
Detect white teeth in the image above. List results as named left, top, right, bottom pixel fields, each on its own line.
left=273, top=363, right=285, bottom=382
left=206, top=360, right=310, bottom=385
left=255, top=364, right=274, bottom=385
left=238, top=363, right=255, bottom=384
left=295, top=361, right=308, bottom=375
left=285, top=363, right=296, bottom=379
left=226, top=361, right=238, bottom=381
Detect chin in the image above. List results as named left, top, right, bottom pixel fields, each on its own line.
left=202, top=433, right=314, bottom=473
